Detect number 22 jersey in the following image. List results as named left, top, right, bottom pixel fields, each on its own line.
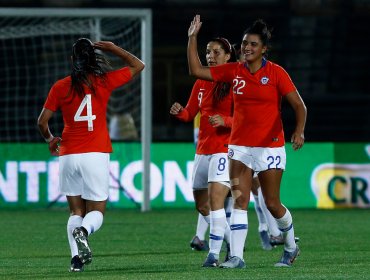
left=210, top=60, right=296, bottom=148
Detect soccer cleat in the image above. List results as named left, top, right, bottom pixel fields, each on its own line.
left=73, top=227, right=92, bottom=265
left=190, top=236, right=209, bottom=251
left=202, top=253, right=219, bottom=267
left=69, top=255, right=84, bottom=272
left=259, top=230, right=273, bottom=250
left=270, top=234, right=300, bottom=247
left=219, top=256, right=246, bottom=269
left=274, top=245, right=300, bottom=267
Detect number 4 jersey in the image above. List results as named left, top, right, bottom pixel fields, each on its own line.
left=44, top=67, right=132, bottom=155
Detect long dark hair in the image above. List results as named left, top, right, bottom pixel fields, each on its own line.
left=69, top=38, right=110, bottom=98
left=209, top=37, right=237, bottom=103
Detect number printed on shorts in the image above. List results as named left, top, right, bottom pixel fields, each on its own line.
left=218, top=157, right=227, bottom=172
left=74, top=94, right=96, bottom=131
left=267, top=155, right=281, bottom=169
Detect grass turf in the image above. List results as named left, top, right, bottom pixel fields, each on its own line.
left=0, top=208, right=369, bottom=279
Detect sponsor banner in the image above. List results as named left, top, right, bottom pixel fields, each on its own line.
left=0, top=143, right=369, bottom=209
left=310, top=143, right=370, bottom=208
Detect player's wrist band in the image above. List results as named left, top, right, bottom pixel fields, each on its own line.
left=45, top=135, right=54, bottom=143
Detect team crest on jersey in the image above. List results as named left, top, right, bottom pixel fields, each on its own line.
left=228, top=149, right=234, bottom=158
left=260, top=76, right=269, bottom=85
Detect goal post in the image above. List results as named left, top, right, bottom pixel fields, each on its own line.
left=0, top=8, right=152, bottom=212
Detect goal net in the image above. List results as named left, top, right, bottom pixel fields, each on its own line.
left=0, top=8, right=152, bottom=211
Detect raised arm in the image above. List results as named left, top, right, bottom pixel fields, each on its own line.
left=285, top=91, right=307, bottom=150
left=187, top=15, right=213, bottom=81
left=93, top=41, right=145, bottom=78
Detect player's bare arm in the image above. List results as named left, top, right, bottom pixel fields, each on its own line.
left=93, top=41, right=145, bottom=78
left=37, top=108, right=62, bottom=156
left=187, top=15, right=213, bottom=81
left=285, top=90, right=307, bottom=150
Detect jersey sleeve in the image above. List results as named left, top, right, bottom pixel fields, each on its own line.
left=221, top=115, right=233, bottom=128
left=276, top=65, right=296, bottom=96
left=176, top=80, right=202, bottom=122
left=105, top=67, right=132, bottom=90
left=210, top=63, right=238, bottom=83
left=43, top=82, right=60, bottom=112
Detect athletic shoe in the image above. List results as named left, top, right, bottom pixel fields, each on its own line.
left=73, top=227, right=92, bottom=264
left=270, top=234, right=300, bottom=247
left=190, top=236, right=209, bottom=251
left=259, top=230, right=273, bottom=250
left=202, top=253, right=219, bottom=267
left=69, top=255, right=84, bottom=272
left=274, top=245, right=300, bottom=267
left=219, top=256, right=246, bottom=269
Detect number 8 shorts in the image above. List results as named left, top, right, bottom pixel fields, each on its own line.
left=192, top=153, right=230, bottom=190
left=228, top=145, right=286, bottom=173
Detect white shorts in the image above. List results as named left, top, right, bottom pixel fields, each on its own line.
left=59, top=152, right=110, bottom=201
left=192, top=153, right=230, bottom=190
left=228, top=145, right=286, bottom=172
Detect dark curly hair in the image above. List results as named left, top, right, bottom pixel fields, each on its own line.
left=69, top=38, right=111, bottom=98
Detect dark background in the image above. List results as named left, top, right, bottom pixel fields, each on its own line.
left=1, top=0, right=370, bottom=143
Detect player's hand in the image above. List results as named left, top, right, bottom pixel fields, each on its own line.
left=170, top=102, right=183, bottom=115
left=93, top=41, right=118, bottom=52
left=208, top=115, right=224, bottom=127
left=188, top=15, right=202, bottom=37
left=49, top=137, right=62, bottom=156
left=291, top=132, right=304, bottom=151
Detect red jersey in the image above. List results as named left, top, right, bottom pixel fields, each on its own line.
left=44, top=67, right=132, bottom=155
left=176, top=79, right=233, bottom=154
left=210, top=60, right=296, bottom=147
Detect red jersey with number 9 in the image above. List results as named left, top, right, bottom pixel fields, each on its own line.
left=210, top=60, right=296, bottom=147
left=44, top=67, right=132, bottom=155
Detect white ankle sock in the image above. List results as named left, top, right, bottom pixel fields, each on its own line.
left=230, top=209, right=248, bottom=259
left=209, top=209, right=227, bottom=257
left=81, top=211, right=104, bottom=235
left=196, top=213, right=210, bottom=240
left=67, top=215, right=82, bottom=257
left=275, top=207, right=296, bottom=252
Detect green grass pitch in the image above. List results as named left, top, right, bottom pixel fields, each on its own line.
left=0, top=208, right=369, bottom=279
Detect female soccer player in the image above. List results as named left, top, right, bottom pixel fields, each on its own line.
left=187, top=15, right=307, bottom=268
left=37, top=38, right=144, bottom=272
left=170, top=37, right=236, bottom=267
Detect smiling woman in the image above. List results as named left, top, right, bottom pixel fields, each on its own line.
left=170, top=36, right=236, bottom=267
left=187, top=14, right=307, bottom=269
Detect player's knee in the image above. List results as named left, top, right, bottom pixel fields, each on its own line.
left=195, top=203, right=209, bottom=216
left=264, top=199, right=281, bottom=216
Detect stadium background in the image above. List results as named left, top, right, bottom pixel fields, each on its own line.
left=0, top=0, right=369, bottom=209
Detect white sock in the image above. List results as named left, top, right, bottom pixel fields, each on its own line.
left=224, top=196, right=233, bottom=244
left=258, top=188, right=280, bottom=237
left=195, top=213, right=210, bottom=240
left=253, top=193, right=267, bottom=232
left=230, top=209, right=248, bottom=259
left=81, top=210, right=104, bottom=235
left=275, top=207, right=296, bottom=252
left=67, top=215, right=82, bottom=257
left=209, top=209, right=227, bottom=257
